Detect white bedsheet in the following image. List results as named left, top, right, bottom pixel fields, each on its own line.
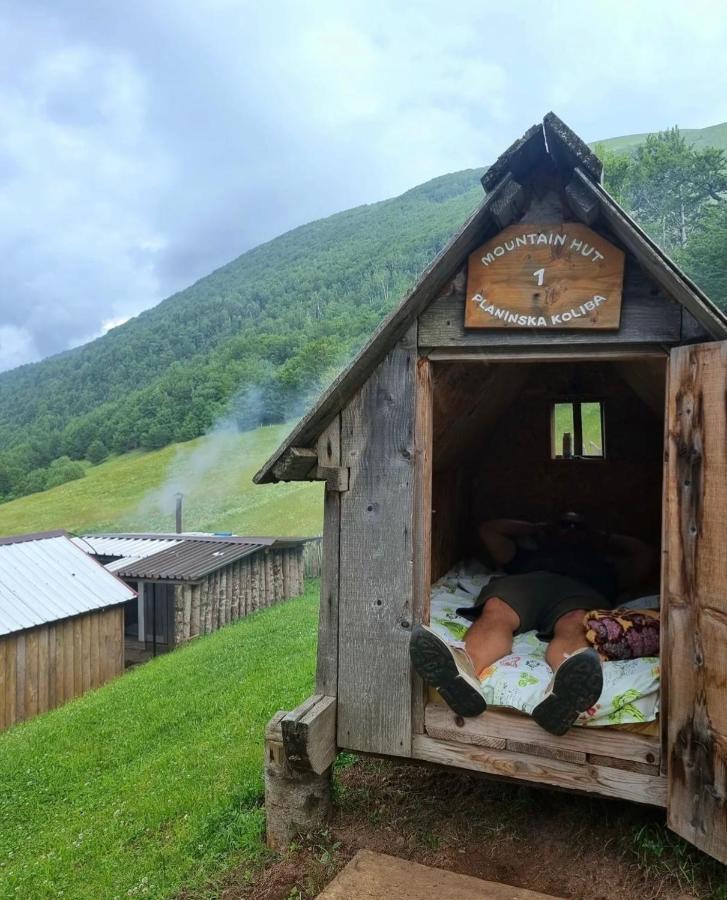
left=429, top=560, right=660, bottom=727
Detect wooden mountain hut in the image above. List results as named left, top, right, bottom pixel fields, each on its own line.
left=0, top=531, right=135, bottom=730
left=254, top=113, right=727, bottom=865
left=77, top=533, right=308, bottom=662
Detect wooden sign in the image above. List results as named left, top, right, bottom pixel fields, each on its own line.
left=465, top=223, right=625, bottom=330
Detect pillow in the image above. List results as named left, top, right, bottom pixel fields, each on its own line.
left=584, top=609, right=660, bottom=660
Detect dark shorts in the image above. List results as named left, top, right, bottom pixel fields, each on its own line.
left=456, top=571, right=609, bottom=641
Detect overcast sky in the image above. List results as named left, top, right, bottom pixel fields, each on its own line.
left=1, top=0, right=726, bottom=372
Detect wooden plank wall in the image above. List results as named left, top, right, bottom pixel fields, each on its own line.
left=663, top=341, right=727, bottom=864
left=337, top=324, right=417, bottom=756
left=172, top=546, right=306, bottom=644
left=0, top=606, right=124, bottom=732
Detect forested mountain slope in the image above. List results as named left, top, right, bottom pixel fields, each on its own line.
left=1, top=123, right=725, bottom=502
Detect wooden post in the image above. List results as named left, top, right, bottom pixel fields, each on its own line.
left=273, top=551, right=284, bottom=603
left=264, top=696, right=336, bottom=850
left=250, top=554, right=260, bottom=612
left=265, top=551, right=275, bottom=607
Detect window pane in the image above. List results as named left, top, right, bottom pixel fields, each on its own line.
left=553, top=403, right=574, bottom=458
left=581, top=402, right=604, bottom=456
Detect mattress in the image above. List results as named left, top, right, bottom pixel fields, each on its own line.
left=429, top=560, right=660, bottom=727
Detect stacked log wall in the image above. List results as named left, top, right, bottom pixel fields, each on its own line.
left=170, top=546, right=308, bottom=645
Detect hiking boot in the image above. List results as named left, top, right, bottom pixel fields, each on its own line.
left=531, top=647, right=603, bottom=736
left=409, top=624, right=487, bottom=717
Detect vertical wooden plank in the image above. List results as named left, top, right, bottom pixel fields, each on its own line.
left=89, top=613, right=100, bottom=689
left=190, top=584, right=200, bottom=636
left=250, top=554, right=261, bottom=611
left=265, top=552, right=275, bottom=607
left=184, top=585, right=192, bottom=638
left=63, top=620, right=74, bottom=703
left=282, top=548, right=290, bottom=598
left=411, top=356, right=433, bottom=735
left=297, top=547, right=305, bottom=595
left=47, top=622, right=57, bottom=710
left=15, top=633, right=26, bottom=724
left=0, top=638, right=6, bottom=731
left=24, top=629, right=39, bottom=720
left=337, top=326, right=417, bottom=756
left=5, top=636, right=17, bottom=729
left=201, top=575, right=212, bottom=634
left=73, top=618, right=83, bottom=697
left=273, top=551, right=284, bottom=603
left=37, top=626, right=50, bottom=713
left=664, top=341, right=727, bottom=864
left=114, top=608, right=124, bottom=676
left=316, top=415, right=341, bottom=697
left=219, top=568, right=228, bottom=625
left=241, top=559, right=251, bottom=616
left=81, top=614, right=92, bottom=693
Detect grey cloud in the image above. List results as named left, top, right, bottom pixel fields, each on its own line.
left=1, top=0, right=727, bottom=372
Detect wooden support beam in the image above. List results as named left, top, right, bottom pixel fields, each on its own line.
left=565, top=177, right=600, bottom=225
left=281, top=694, right=337, bottom=774
left=315, top=465, right=350, bottom=492
left=490, top=179, right=526, bottom=229
left=412, top=734, right=666, bottom=807
left=264, top=708, right=333, bottom=850
left=271, top=447, right=318, bottom=482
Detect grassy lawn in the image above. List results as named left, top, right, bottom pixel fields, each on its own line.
left=0, top=583, right=319, bottom=900
left=0, top=424, right=323, bottom=538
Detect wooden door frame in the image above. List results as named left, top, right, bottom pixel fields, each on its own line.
left=412, top=354, right=433, bottom=735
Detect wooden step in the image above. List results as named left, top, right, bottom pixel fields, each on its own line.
left=316, top=850, right=563, bottom=899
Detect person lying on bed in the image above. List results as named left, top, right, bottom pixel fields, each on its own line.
left=409, top=512, right=652, bottom=736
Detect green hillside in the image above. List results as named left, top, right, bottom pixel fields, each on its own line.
left=597, top=121, right=727, bottom=155
left=0, top=423, right=323, bottom=538
left=0, top=121, right=725, bottom=509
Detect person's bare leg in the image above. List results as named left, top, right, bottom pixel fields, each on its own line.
left=464, top=597, right=520, bottom=675
left=544, top=609, right=590, bottom=672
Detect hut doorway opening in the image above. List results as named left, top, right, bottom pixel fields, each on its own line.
left=425, top=355, right=667, bottom=763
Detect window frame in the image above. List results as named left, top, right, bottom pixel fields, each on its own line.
left=550, top=398, right=606, bottom=461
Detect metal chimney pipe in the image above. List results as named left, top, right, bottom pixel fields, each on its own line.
left=175, top=492, right=183, bottom=534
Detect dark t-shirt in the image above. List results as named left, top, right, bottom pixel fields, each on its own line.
left=504, top=541, right=619, bottom=603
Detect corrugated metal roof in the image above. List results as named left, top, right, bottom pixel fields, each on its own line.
left=76, top=532, right=311, bottom=582
left=0, top=533, right=137, bottom=637
left=72, top=535, right=182, bottom=572
left=111, top=540, right=265, bottom=581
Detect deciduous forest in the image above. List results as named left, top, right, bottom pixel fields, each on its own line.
left=0, top=127, right=725, bottom=502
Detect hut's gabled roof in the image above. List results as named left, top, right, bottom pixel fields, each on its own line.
left=255, top=112, right=727, bottom=485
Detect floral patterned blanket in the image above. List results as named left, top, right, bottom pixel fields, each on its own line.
left=429, top=560, right=660, bottom=727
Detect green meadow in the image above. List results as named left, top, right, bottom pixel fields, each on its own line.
left=0, top=424, right=323, bottom=538
left=0, top=584, right=319, bottom=900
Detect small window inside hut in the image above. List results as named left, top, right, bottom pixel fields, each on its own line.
left=551, top=401, right=605, bottom=459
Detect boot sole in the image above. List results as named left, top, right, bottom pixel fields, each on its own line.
left=532, top=649, right=603, bottom=736
left=409, top=625, right=486, bottom=718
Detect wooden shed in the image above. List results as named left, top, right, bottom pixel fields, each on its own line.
left=0, top=531, right=135, bottom=730
left=77, top=533, right=307, bottom=662
left=255, top=114, right=727, bottom=865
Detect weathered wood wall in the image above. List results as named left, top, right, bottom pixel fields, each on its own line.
left=0, top=606, right=124, bottom=732
left=173, top=546, right=306, bottom=644
left=663, top=341, right=727, bottom=864
left=336, top=325, right=417, bottom=757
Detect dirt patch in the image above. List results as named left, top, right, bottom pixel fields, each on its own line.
left=193, top=757, right=726, bottom=900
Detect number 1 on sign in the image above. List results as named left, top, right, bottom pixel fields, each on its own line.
left=533, top=268, right=545, bottom=286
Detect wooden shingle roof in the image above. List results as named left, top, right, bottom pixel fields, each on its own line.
left=255, top=112, right=727, bottom=484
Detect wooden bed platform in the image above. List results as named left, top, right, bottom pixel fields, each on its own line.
left=417, top=704, right=665, bottom=807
